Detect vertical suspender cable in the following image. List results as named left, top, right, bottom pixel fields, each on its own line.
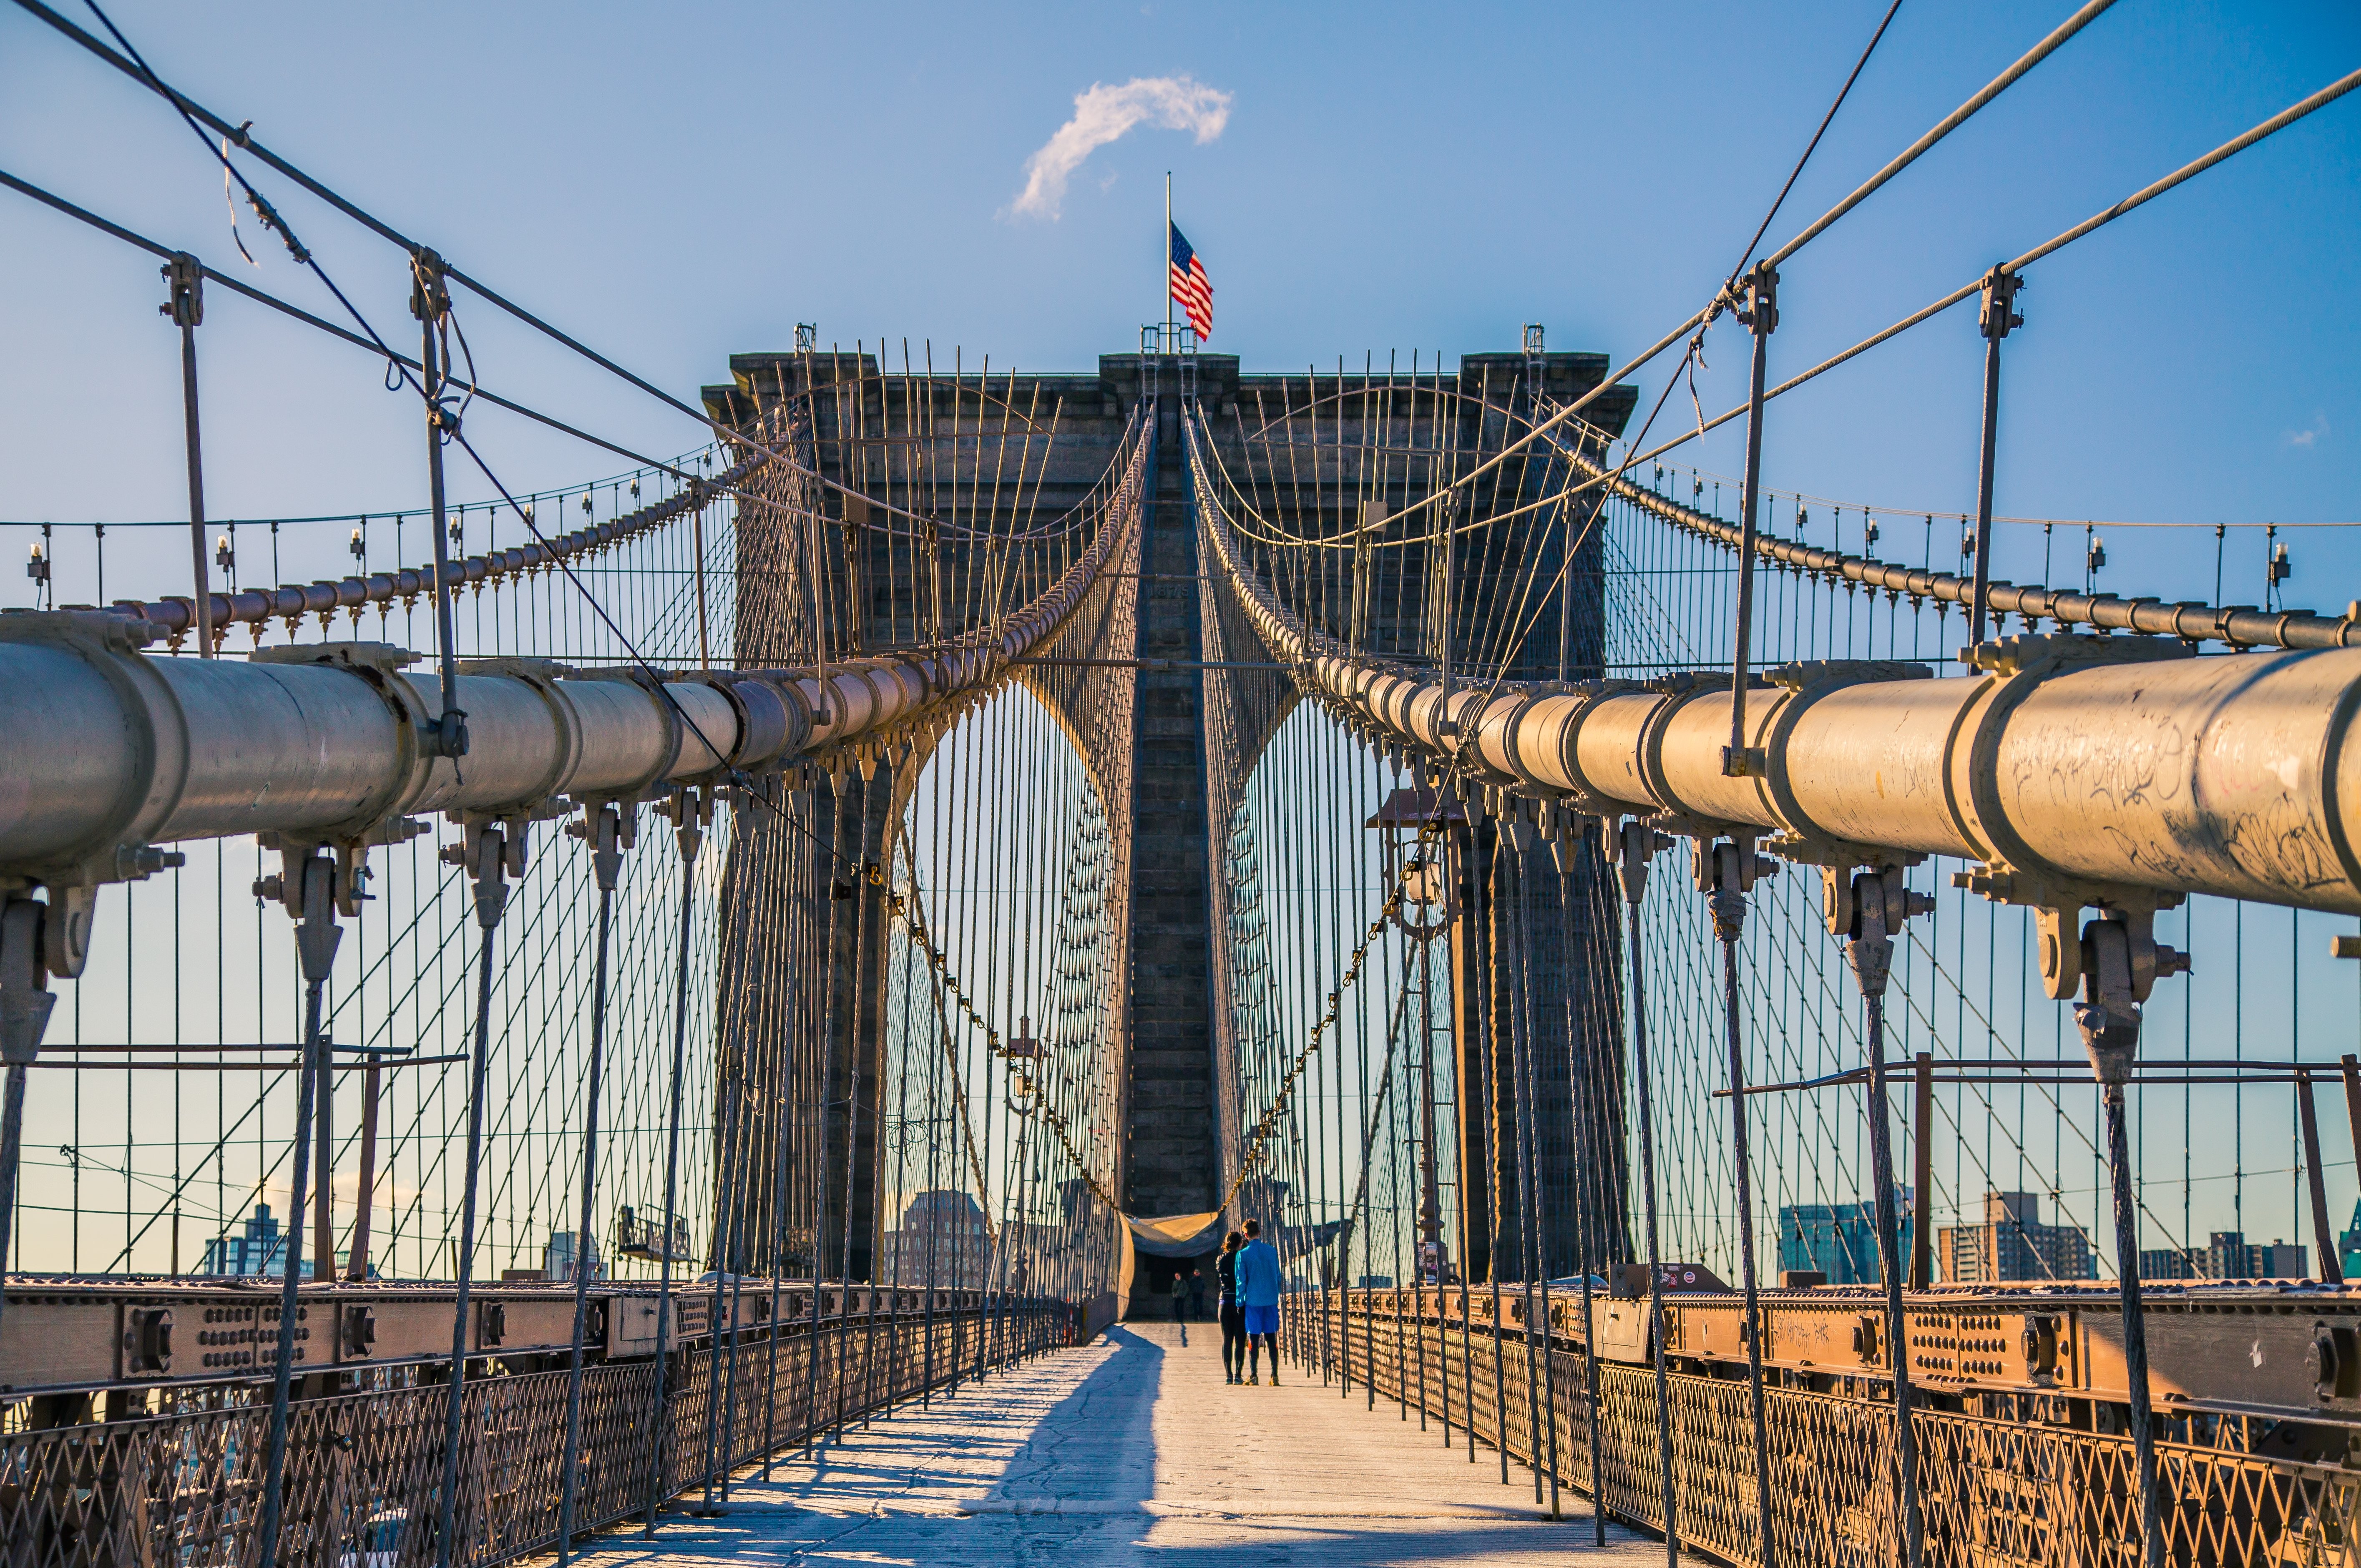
left=1558, top=848, right=1609, bottom=1546
left=555, top=804, right=625, bottom=1566
left=435, top=822, right=517, bottom=1568
left=2078, top=984, right=2166, bottom=1568
left=1709, top=843, right=1778, bottom=1564
left=1505, top=831, right=1545, bottom=1502
left=1476, top=821, right=1509, bottom=1485
left=802, top=779, right=844, bottom=1457
left=763, top=784, right=806, bottom=1477
left=1839, top=870, right=1926, bottom=1568
left=1616, top=822, right=1679, bottom=1566
left=1515, top=837, right=1561, bottom=1517
left=642, top=794, right=704, bottom=1534
left=253, top=854, right=339, bottom=1568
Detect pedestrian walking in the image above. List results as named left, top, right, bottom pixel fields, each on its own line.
left=1236, top=1219, right=1282, bottom=1385
left=1217, top=1230, right=1246, bottom=1383
left=1169, top=1266, right=1192, bottom=1324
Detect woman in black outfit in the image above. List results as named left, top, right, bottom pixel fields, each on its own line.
left=1216, top=1231, right=1246, bottom=1384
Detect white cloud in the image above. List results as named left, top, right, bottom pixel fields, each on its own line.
left=2287, top=412, right=2329, bottom=449
left=1009, top=75, right=1232, bottom=220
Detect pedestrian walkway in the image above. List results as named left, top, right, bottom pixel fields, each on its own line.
left=565, top=1321, right=1654, bottom=1565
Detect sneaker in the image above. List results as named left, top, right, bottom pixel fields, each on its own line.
left=1269, top=1373, right=1280, bottom=1386
left=1248, top=1374, right=1260, bottom=1385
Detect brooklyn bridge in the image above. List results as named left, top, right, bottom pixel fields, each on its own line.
left=4, top=2, right=2361, bottom=1565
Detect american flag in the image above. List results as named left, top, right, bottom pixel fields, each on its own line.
left=1169, top=223, right=1212, bottom=339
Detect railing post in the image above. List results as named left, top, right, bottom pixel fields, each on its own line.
left=1912, top=1053, right=1934, bottom=1292
left=2298, top=1072, right=2343, bottom=1284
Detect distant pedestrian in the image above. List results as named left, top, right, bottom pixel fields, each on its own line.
left=1188, top=1269, right=1208, bottom=1321
left=1217, top=1231, right=1245, bottom=1383
left=1236, top=1219, right=1282, bottom=1385
left=1169, top=1267, right=1190, bottom=1324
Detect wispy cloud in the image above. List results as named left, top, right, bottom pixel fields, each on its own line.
left=1009, top=75, right=1231, bottom=220
left=2286, top=411, right=2329, bottom=450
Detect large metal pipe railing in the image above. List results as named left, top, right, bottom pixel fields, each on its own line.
left=0, top=416, right=1147, bottom=879
left=1189, top=416, right=2361, bottom=920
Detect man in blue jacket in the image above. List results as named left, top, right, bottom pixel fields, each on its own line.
left=1235, top=1218, right=1283, bottom=1385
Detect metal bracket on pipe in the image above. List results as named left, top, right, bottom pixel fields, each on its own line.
left=254, top=822, right=427, bottom=924
left=1951, top=867, right=2189, bottom=1004
left=1614, top=820, right=1672, bottom=905
left=656, top=781, right=714, bottom=863
left=1833, top=867, right=1934, bottom=1000
left=249, top=844, right=346, bottom=982
left=1702, top=838, right=1782, bottom=941
left=564, top=799, right=637, bottom=893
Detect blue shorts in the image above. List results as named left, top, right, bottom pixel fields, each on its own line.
left=1243, top=1304, right=1279, bottom=1335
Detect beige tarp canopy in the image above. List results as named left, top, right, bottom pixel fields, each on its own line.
left=1115, top=1211, right=1226, bottom=1307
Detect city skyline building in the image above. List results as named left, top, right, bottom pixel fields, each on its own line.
left=1938, top=1191, right=2097, bottom=1284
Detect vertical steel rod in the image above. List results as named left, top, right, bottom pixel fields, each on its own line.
left=1911, top=1052, right=1934, bottom=1292
left=346, top=1055, right=382, bottom=1282
left=1725, top=261, right=1775, bottom=777
left=2299, top=1073, right=2343, bottom=1284
left=310, top=1027, right=334, bottom=1287
left=414, top=252, right=467, bottom=754
left=165, top=254, right=214, bottom=659
left=1967, top=265, right=2022, bottom=650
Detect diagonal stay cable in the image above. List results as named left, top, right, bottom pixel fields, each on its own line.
left=0, top=168, right=699, bottom=482
left=1762, top=0, right=2117, bottom=269
left=1605, top=63, right=2361, bottom=477
left=1212, top=0, right=2124, bottom=545
left=11, top=0, right=2077, bottom=542
left=1291, top=56, right=2361, bottom=683
left=1717, top=0, right=1908, bottom=294
left=59, top=0, right=785, bottom=764
left=13, top=0, right=930, bottom=533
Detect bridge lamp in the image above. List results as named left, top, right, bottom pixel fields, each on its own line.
left=1365, top=784, right=1460, bottom=938
left=1005, top=1016, right=1043, bottom=1116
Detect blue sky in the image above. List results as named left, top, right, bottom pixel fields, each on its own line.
left=3, top=0, right=2357, bottom=607
left=5, top=0, right=2359, bottom=1271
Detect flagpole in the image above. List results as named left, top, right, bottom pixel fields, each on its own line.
left=1164, top=171, right=1174, bottom=357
